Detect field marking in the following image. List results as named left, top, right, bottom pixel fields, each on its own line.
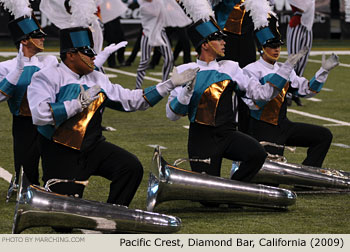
left=306, top=97, right=322, bottom=102
left=147, top=144, right=167, bottom=149
left=0, top=166, right=12, bottom=183
left=104, top=67, right=162, bottom=82
left=321, top=88, right=333, bottom=92
left=332, top=143, right=350, bottom=149
left=105, top=74, right=117, bottom=78
left=288, top=108, right=350, bottom=126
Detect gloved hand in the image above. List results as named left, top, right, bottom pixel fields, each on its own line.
left=94, top=41, right=128, bottom=68
left=322, top=53, right=339, bottom=71
left=78, top=84, right=101, bottom=109
left=6, top=44, right=25, bottom=85
left=177, top=75, right=197, bottom=105
left=285, top=46, right=309, bottom=67
left=16, top=44, right=25, bottom=70
left=170, top=67, right=199, bottom=87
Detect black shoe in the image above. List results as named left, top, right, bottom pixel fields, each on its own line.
left=121, top=61, right=131, bottom=67
left=286, top=97, right=293, bottom=107
left=292, top=95, right=303, bottom=106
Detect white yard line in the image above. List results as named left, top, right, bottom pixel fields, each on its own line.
left=287, top=108, right=350, bottom=126
left=306, top=97, right=322, bottom=102
left=0, top=166, right=12, bottom=183
left=147, top=144, right=167, bottom=149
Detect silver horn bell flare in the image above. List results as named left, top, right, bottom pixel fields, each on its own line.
left=12, top=169, right=181, bottom=234
left=146, top=146, right=296, bottom=212
left=252, top=159, right=350, bottom=189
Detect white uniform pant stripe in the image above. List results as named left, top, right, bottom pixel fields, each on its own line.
left=286, top=24, right=313, bottom=76
left=135, top=30, right=173, bottom=89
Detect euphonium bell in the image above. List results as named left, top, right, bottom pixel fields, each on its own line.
left=251, top=159, right=350, bottom=190
left=12, top=169, right=181, bottom=234
left=146, top=146, right=296, bottom=212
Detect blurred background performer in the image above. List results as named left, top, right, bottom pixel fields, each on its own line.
left=0, top=0, right=58, bottom=198
left=40, top=0, right=104, bottom=54
left=100, top=0, right=128, bottom=67
left=135, top=0, right=173, bottom=89
left=286, top=0, right=315, bottom=106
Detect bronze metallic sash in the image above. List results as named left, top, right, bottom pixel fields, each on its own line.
left=195, top=80, right=231, bottom=126
left=52, top=93, right=106, bottom=150
left=224, top=1, right=245, bottom=35
left=259, top=82, right=289, bottom=125
left=19, top=91, right=31, bottom=116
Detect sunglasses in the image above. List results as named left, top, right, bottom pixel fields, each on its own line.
left=30, top=30, right=46, bottom=39
left=70, top=46, right=97, bottom=58
left=207, top=32, right=226, bottom=41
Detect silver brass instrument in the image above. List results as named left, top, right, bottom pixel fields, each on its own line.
left=252, top=159, right=350, bottom=190
left=12, top=169, right=181, bottom=234
left=146, top=146, right=296, bottom=212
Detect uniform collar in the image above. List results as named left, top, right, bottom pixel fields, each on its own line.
left=60, top=61, right=81, bottom=80
left=22, top=55, right=38, bottom=65
left=259, top=57, right=275, bottom=70
left=196, top=59, right=219, bottom=69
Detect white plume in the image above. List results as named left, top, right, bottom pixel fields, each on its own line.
left=209, top=0, right=222, bottom=8
left=70, top=0, right=98, bottom=27
left=0, top=0, right=32, bottom=18
left=242, top=0, right=271, bottom=30
left=177, top=0, right=215, bottom=22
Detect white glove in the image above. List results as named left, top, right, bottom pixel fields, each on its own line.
left=285, top=46, right=309, bottom=67
left=6, top=44, right=25, bottom=85
left=276, top=46, right=309, bottom=81
left=78, top=85, right=101, bottom=109
left=16, top=44, right=25, bottom=70
left=93, top=41, right=128, bottom=68
left=170, top=67, right=199, bottom=87
left=177, top=76, right=197, bottom=105
left=322, top=53, right=339, bottom=71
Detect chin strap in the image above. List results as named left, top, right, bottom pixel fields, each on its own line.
left=207, top=41, right=225, bottom=57
left=78, top=52, right=95, bottom=70
left=29, top=38, right=44, bottom=50
left=262, top=47, right=280, bottom=61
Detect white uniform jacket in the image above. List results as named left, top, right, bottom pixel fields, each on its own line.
left=28, top=62, right=170, bottom=150
left=0, top=55, right=58, bottom=116
left=243, top=57, right=329, bottom=125
left=166, top=59, right=292, bottom=126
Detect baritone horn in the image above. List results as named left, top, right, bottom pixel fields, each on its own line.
left=146, top=146, right=296, bottom=212
left=12, top=169, right=181, bottom=234
left=251, top=159, right=350, bottom=190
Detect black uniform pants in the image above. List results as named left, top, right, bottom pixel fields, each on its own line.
left=38, top=135, right=143, bottom=206
left=12, top=115, right=40, bottom=185
left=188, top=122, right=266, bottom=182
left=249, top=118, right=333, bottom=168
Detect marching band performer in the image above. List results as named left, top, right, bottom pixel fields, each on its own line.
left=135, top=0, right=174, bottom=89
left=0, top=0, right=58, bottom=200
left=243, top=14, right=339, bottom=168
left=27, top=25, right=198, bottom=206
left=165, top=0, right=306, bottom=192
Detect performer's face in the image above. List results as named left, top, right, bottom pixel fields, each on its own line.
left=29, top=37, right=45, bottom=52
left=21, top=37, right=45, bottom=55
left=69, top=51, right=95, bottom=75
left=262, top=46, right=281, bottom=64
left=207, top=39, right=226, bottom=57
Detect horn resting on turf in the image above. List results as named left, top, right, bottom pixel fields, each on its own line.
left=12, top=169, right=181, bottom=234
left=146, top=146, right=296, bottom=211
